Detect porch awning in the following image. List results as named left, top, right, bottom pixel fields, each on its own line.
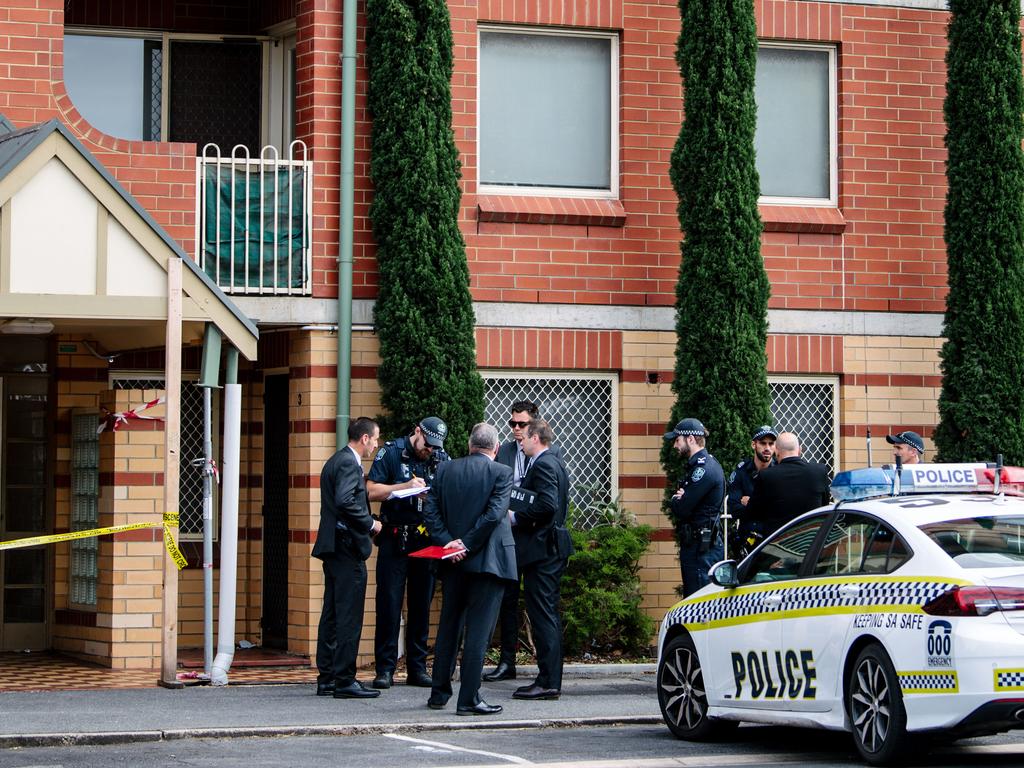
left=0, top=119, right=258, bottom=359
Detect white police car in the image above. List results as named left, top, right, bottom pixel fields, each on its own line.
left=656, top=463, right=1024, bottom=765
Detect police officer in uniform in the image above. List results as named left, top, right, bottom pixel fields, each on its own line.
left=727, top=425, right=777, bottom=555
left=366, top=417, right=450, bottom=689
left=664, top=418, right=725, bottom=597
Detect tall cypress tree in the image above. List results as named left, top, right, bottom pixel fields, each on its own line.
left=936, top=1, right=1024, bottom=464
left=366, top=0, right=483, bottom=453
left=661, top=0, right=771, bottom=496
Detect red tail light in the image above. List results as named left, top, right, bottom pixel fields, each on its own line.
left=922, top=586, right=1024, bottom=617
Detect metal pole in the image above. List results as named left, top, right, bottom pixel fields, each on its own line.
left=336, top=0, right=357, bottom=449
left=212, top=359, right=241, bottom=685
left=202, top=386, right=214, bottom=677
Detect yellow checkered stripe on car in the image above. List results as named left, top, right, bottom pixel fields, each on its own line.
left=994, top=669, right=1024, bottom=691
left=664, top=576, right=967, bottom=631
left=899, top=670, right=959, bottom=694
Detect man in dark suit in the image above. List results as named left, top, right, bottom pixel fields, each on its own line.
left=511, top=419, right=573, bottom=701
left=745, top=431, right=831, bottom=536
left=422, top=422, right=515, bottom=716
left=484, top=400, right=566, bottom=683
left=312, top=417, right=383, bottom=699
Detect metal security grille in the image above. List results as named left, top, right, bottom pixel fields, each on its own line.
left=482, top=373, right=617, bottom=529
left=69, top=412, right=99, bottom=607
left=769, top=377, right=838, bottom=472
left=111, top=377, right=212, bottom=539
left=144, top=40, right=162, bottom=142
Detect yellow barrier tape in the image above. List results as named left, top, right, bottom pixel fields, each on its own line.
left=0, top=515, right=187, bottom=571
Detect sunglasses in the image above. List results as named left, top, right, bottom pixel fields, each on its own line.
left=508, top=420, right=531, bottom=429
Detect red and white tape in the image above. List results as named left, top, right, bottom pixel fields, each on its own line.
left=98, top=396, right=166, bottom=434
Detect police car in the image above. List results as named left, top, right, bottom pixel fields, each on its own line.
left=656, top=463, right=1024, bottom=765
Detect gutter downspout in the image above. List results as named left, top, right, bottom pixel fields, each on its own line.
left=337, top=0, right=357, bottom=449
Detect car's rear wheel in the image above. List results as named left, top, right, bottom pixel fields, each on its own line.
left=847, top=644, right=908, bottom=765
left=658, top=633, right=735, bottom=740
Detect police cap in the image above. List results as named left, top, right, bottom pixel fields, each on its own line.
left=418, top=416, right=448, bottom=447
left=663, top=417, right=708, bottom=440
left=886, top=430, right=924, bottom=454
left=751, top=425, right=778, bottom=441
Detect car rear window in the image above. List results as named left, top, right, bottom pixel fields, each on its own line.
left=920, top=515, right=1024, bottom=568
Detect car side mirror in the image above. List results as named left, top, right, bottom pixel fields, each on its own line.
left=710, top=560, right=739, bottom=589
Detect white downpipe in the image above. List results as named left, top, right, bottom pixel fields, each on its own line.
left=212, top=383, right=242, bottom=685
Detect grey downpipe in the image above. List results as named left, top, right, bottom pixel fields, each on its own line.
left=336, top=0, right=357, bottom=449
left=212, top=349, right=240, bottom=685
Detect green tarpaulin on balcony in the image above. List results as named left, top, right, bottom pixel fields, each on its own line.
left=202, top=164, right=307, bottom=290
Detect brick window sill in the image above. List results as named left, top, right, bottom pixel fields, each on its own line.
left=477, top=194, right=627, bottom=227
left=759, top=204, right=846, bottom=235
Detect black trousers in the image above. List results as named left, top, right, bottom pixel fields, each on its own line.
left=494, top=579, right=521, bottom=665
left=374, top=533, right=437, bottom=675
left=315, top=545, right=367, bottom=687
left=522, top=554, right=566, bottom=691
left=430, top=569, right=504, bottom=708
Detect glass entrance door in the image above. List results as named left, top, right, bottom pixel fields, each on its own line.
left=0, top=376, right=49, bottom=651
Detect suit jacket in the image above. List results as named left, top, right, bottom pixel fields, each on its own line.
left=514, top=449, right=571, bottom=567
left=496, top=440, right=565, bottom=483
left=745, top=456, right=832, bottom=536
left=312, top=447, right=376, bottom=561
left=422, top=452, right=517, bottom=581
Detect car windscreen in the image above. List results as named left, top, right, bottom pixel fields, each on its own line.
left=919, top=515, right=1024, bottom=568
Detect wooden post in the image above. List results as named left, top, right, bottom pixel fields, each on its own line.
left=160, top=257, right=183, bottom=687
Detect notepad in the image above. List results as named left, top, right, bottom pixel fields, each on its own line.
left=409, top=544, right=466, bottom=560
left=387, top=485, right=430, bottom=500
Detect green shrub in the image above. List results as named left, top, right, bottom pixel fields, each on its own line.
left=561, top=500, right=655, bottom=657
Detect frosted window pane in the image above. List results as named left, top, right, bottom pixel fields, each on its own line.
left=755, top=47, right=831, bottom=199
left=480, top=32, right=611, bottom=190
left=64, top=36, right=147, bottom=141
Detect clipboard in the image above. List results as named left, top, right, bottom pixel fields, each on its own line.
left=409, top=544, right=466, bottom=560
left=509, top=486, right=536, bottom=514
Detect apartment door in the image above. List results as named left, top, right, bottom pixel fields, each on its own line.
left=0, top=375, right=50, bottom=651
left=261, top=374, right=289, bottom=648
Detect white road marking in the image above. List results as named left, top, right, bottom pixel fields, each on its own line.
left=383, top=732, right=533, bottom=764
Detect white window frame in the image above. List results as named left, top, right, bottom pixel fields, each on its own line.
left=769, top=374, right=840, bottom=473
left=477, top=25, right=620, bottom=200
left=757, top=41, right=838, bottom=207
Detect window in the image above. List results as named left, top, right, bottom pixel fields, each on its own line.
left=69, top=411, right=99, bottom=607
left=770, top=377, right=838, bottom=472
left=741, top=514, right=829, bottom=584
left=478, top=28, right=617, bottom=196
left=111, top=376, right=216, bottom=541
left=755, top=43, right=837, bottom=204
left=920, top=515, right=1024, bottom=569
left=482, top=372, right=617, bottom=529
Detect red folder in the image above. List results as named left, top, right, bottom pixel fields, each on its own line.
left=409, top=545, right=466, bottom=560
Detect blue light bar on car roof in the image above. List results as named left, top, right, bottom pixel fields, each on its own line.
left=830, top=463, right=1001, bottom=501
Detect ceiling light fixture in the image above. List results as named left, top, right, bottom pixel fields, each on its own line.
left=0, top=318, right=55, bottom=335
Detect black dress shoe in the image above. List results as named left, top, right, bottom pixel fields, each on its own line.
left=511, top=684, right=560, bottom=700
left=334, top=681, right=381, bottom=699
left=316, top=681, right=335, bottom=696
left=482, top=662, right=516, bottom=682
left=513, top=681, right=537, bottom=694
left=406, top=670, right=433, bottom=687
left=371, top=671, right=393, bottom=689
left=456, top=701, right=503, bottom=716
left=426, top=696, right=448, bottom=710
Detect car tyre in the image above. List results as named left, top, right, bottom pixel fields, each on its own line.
left=657, top=633, right=735, bottom=741
left=847, top=644, right=909, bottom=765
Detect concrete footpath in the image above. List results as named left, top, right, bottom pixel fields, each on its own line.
left=0, top=664, right=659, bottom=749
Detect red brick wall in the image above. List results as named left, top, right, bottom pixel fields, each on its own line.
left=0, top=1, right=954, bottom=310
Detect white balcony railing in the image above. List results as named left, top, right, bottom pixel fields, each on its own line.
left=196, top=141, right=313, bottom=295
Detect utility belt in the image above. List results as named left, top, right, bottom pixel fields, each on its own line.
left=380, top=521, right=431, bottom=555
left=679, top=519, right=717, bottom=553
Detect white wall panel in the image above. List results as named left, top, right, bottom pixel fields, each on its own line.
left=10, top=158, right=97, bottom=294
left=107, top=217, right=166, bottom=297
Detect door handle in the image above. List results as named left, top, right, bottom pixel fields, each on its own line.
left=761, top=594, right=783, bottom=608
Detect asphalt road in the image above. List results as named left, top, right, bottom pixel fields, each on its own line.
left=2, top=723, right=1021, bottom=768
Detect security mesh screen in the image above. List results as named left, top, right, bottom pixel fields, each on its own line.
left=112, top=378, right=209, bottom=539
left=483, top=374, right=615, bottom=529
left=770, top=379, right=837, bottom=471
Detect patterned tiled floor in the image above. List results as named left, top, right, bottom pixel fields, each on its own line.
left=0, top=650, right=318, bottom=692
